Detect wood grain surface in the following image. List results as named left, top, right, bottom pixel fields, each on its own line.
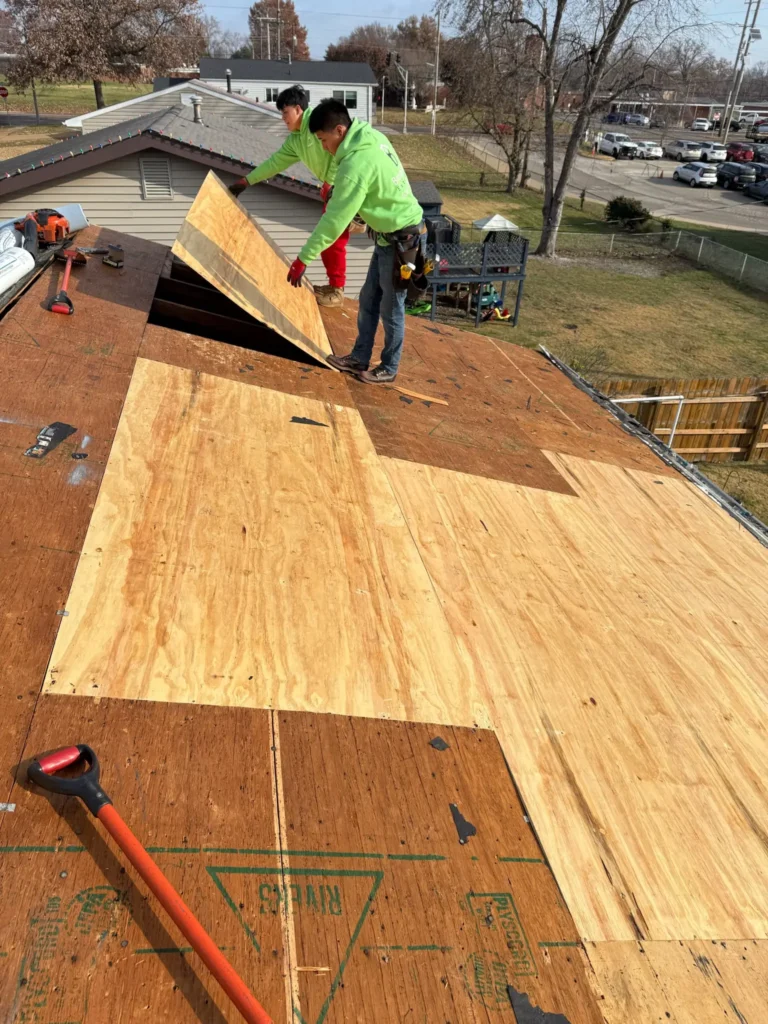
left=0, top=226, right=165, bottom=789
left=0, top=695, right=285, bottom=1023
left=320, top=304, right=672, bottom=481
left=140, top=324, right=354, bottom=408
left=44, top=358, right=488, bottom=728
left=172, top=172, right=332, bottom=367
left=588, top=940, right=768, bottom=1023
left=383, top=452, right=768, bottom=945
left=1, top=695, right=603, bottom=1023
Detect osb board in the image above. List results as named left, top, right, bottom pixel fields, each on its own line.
left=0, top=695, right=285, bottom=1023
left=172, top=171, right=332, bottom=367
left=320, top=305, right=671, bottom=481
left=588, top=940, right=768, bottom=1023
left=277, top=713, right=604, bottom=1024
left=140, top=324, right=354, bottom=408
left=44, top=358, right=488, bottom=729
left=0, top=227, right=164, bottom=788
left=382, top=453, right=768, bottom=945
left=0, top=694, right=602, bottom=1023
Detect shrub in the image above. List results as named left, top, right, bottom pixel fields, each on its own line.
left=605, top=195, right=652, bottom=232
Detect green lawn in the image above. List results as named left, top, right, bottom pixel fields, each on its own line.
left=699, top=463, right=768, bottom=524
left=472, top=259, right=768, bottom=379
left=0, top=80, right=152, bottom=114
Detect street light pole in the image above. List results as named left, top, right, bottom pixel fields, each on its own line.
left=431, top=10, right=441, bottom=136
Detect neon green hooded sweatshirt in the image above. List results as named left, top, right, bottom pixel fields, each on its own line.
left=298, top=119, right=423, bottom=266
left=245, top=106, right=336, bottom=187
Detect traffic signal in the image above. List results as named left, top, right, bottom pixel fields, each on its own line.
left=386, top=52, right=392, bottom=66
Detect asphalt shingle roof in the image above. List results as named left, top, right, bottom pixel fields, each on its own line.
left=0, top=104, right=318, bottom=188
left=200, top=58, right=377, bottom=86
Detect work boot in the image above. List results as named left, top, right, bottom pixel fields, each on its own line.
left=327, top=352, right=368, bottom=373
left=358, top=365, right=397, bottom=385
left=315, top=286, right=344, bottom=307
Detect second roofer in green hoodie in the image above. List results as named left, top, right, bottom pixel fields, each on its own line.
left=228, top=86, right=348, bottom=307
left=285, top=98, right=425, bottom=385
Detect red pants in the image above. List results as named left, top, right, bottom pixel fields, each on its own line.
left=320, top=200, right=348, bottom=289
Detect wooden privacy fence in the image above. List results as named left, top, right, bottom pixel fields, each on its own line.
left=595, top=376, right=768, bottom=463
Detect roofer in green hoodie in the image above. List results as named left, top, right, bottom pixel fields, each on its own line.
left=285, top=98, right=425, bottom=385
left=228, top=85, right=348, bottom=308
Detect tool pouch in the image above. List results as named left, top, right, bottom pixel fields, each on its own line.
left=388, top=223, right=427, bottom=292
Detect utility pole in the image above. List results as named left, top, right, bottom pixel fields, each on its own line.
left=431, top=10, right=441, bottom=136
left=393, top=56, right=408, bottom=134
left=276, top=0, right=281, bottom=60
left=721, top=0, right=761, bottom=142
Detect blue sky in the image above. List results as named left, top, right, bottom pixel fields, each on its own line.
left=203, top=0, right=767, bottom=65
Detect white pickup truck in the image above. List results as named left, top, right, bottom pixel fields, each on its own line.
left=597, top=133, right=638, bottom=158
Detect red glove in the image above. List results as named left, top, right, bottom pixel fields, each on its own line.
left=229, top=177, right=248, bottom=197
left=287, top=258, right=306, bottom=287
left=320, top=182, right=333, bottom=202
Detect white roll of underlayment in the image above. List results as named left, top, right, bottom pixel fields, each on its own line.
left=0, top=247, right=35, bottom=293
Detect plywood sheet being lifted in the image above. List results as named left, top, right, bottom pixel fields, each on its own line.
left=172, top=171, right=332, bottom=367
left=44, top=357, right=488, bottom=728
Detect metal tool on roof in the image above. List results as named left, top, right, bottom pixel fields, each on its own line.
left=46, top=248, right=85, bottom=315
left=102, top=243, right=124, bottom=269
left=28, top=745, right=273, bottom=1024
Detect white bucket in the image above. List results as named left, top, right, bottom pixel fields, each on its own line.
left=0, top=247, right=35, bottom=293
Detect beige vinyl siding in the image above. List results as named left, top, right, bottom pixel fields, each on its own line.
left=0, top=150, right=373, bottom=297
left=81, top=87, right=286, bottom=135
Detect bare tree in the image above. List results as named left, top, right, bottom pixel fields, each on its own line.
left=441, top=9, right=539, bottom=193
left=326, top=23, right=394, bottom=80
left=501, top=0, right=691, bottom=255
left=200, top=14, right=248, bottom=58
left=6, top=0, right=205, bottom=107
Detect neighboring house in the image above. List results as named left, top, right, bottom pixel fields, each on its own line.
left=63, top=80, right=286, bottom=136
left=0, top=102, right=444, bottom=299
left=0, top=104, right=373, bottom=296
left=182, top=58, right=377, bottom=122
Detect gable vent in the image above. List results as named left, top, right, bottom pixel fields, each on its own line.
left=140, top=157, right=173, bottom=200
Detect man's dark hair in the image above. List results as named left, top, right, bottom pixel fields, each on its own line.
left=276, top=85, right=308, bottom=111
left=308, top=99, right=352, bottom=134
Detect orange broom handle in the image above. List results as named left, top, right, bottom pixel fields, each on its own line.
left=28, top=745, right=272, bottom=1024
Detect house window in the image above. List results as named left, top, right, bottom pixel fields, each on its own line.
left=266, top=88, right=279, bottom=102
left=333, top=89, right=357, bottom=109
left=139, top=157, right=173, bottom=200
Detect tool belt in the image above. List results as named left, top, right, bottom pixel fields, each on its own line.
left=379, top=222, right=428, bottom=293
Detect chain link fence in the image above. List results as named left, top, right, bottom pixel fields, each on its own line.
left=515, top=228, right=768, bottom=291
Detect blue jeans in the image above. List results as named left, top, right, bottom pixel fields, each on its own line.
left=351, top=242, right=406, bottom=375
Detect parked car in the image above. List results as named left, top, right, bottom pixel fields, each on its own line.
left=635, top=139, right=663, bottom=159
left=672, top=162, right=718, bottom=188
left=746, top=121, right=768, bottom=141
left=752, top=144, right=768, bottom=162
left=650, top=117, right=667, bottom=128
left=663, top=139, right=703, bottom=161
left=602, top=112, right=625, bottom=124
left=698, top=141, right=728, bottom=162
left=690, top=117, right=711, bottom=131
left=743, top=179, right=768, bottom=202
left=726, top=141, right=755, bottom=162
left=716, top=161, right=757, bottom=189
left=624, top=113, right=650, bottom=126
left=742, top=161, right=768, bottom=181
left=598, top=132, right=638, bottom=157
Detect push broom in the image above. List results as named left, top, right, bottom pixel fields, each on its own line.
left=28, top=744, right=272, bottom=1024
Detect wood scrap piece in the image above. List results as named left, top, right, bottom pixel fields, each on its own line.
left=171, top=171, right=332, bottom=367
left=392, top=385, right=449, bottom=406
